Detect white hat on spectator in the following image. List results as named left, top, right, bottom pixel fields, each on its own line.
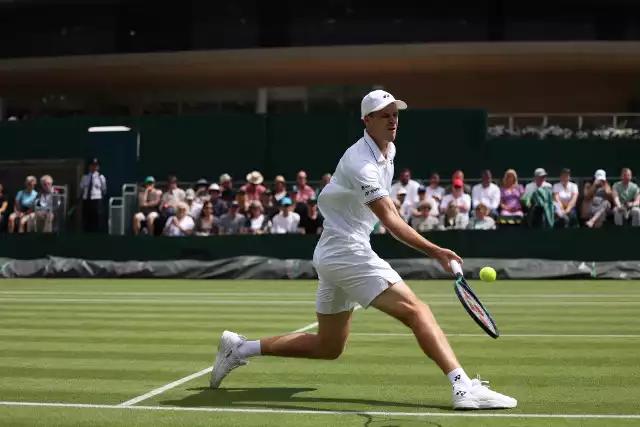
left=534, top=168, right=548, bottom=177
left=361, top=90, right=407, bottom=119
left=397, top=187, right=407, bottom=195
left=185, top=189, right=196, bottom=200
left=208, top=183, right=220, bottom=191
left=594, top=169, right=607, bottom=181
left=246, top=171, right=264, bottom=185
left=219, top=173, right=232, bottom=184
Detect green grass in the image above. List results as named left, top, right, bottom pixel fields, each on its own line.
left=0, top=279, right=639, bottom=427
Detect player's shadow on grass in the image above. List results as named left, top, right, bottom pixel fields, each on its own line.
left=161, top=387, right=452, bottom=412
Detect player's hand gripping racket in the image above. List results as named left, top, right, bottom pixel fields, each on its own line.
left=449, top=260, right=499, bottom=339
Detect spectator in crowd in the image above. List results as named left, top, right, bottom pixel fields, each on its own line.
left=185, top=189, right=202, bottom=219
left=446, top=170, right=471, bottom=194
left=524, top=168, right=552, bottom=198
left=468, top=203, right=497, bottom=230
left=241, top=171, right=267, bottom=202
left=273, top=176, right=288, bottom=203
left=133, top=176, right=162, bottom=235
left=217, top=201, right=245, bottom=235
left=194, top=178, right=209, bottom=199
left=293, top=170, right=315, bottom=204
left=219, top=174, right=233, bottom=192
left=316, top=173, right=332, bottom=197
left=471, top=170, right=501, bottom=217
left=393, top=199, right=403, bottom=216
left=243, top=200, right=269, bottom=234
left=391, top=168, right=420, bottom=204
left=425, top=172, right=445, bottom=205
left=553, top=168, right=579, bottom=228
left=156, top=175, right=186, bottom=235
left=271, top=197, right=301, bottom=234
left=194, top=201, right=216, bottom=236
left=612, top=167, right=640, bottom=227
left=235, top=189, right=249, bottom=216
left=395, top=187, right=413, bottom=223
left=30, top=175, right=58, bottom=233
left=500, top=169, right=525, bottom=217
left=260, top=190, right=279, bottom=219
left=8, top=175, right=38, bottom=233
left=411, top=200, right=440, bottom=232
left=440, top=178, right=471, bottom=229
left=0, top=184, right=7, bottom=231
left=208, top=183, right=228, bottom=218
left=79, top=158, right=106, bottom=233
left=581, top=169, right=613, bottom=228
left=163, top=202, right=194, bottom=236
left=298, top=196, right=323, bottom=235
left=413, top=186, right=439, bottom=220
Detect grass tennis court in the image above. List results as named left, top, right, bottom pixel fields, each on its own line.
left=1, top=279, right=639, bottom=427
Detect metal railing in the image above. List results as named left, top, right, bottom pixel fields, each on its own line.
left=488, top=113, right=640, bottom=131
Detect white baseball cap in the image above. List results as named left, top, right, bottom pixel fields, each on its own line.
left=534, top=168, right=548, bottom=177
left=594, top=169, right=607, bottom=181
left=397, top=187, right=407, bottom=195
left=361, top=90, right=407, bottom=119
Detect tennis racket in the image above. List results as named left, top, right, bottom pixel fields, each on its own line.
left=449, top=260, right=499, bottom=339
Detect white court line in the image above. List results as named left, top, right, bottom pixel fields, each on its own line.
left=117, top=305, right=361, bottom=407
left=3, top=298, right=640, bottom=306
left=350, top=333, right=640, bottom=338
left=1, top=401, right=639, bottom=419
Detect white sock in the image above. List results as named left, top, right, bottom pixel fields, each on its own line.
left=447, top=367, right=472, bottom=388
left=237, top=340, right=261, bottom=358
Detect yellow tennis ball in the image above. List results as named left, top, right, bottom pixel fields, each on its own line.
left=480, top=267, right=497, bottom=282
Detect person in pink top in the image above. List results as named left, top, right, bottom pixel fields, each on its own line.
left=293, top=170, right=315, bottom=203
left=241, top=171, right=267, bottom=202
left=500, top=169, right=525, bottom=217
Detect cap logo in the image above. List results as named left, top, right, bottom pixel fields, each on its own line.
left=382, top=94, right=390, bottom=98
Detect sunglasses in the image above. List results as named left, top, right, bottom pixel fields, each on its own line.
left=454, top=185, right=462, bottom=189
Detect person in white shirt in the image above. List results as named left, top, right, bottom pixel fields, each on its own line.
left=440, top=179, right=471, bottom=217
left=395, top=187, right=413, bottom=223
left=524, top=168, right=552, bottom=198
left=471, top=170, right=501, bottom=217
left=210, top=90, right=516, bottom=411
left=390, top=168, right=421, bottom=204
left=425, top=173, right=445, bottom=205
left=468, top=203, right=497, bottom=230
left=270, top=197, right=300, bottom=234
left=552, top=168, right=579, bottom=227
left=79, top=158, right=107, bottom=233
left=185, top=188, right=202, bottom=219
left=412, top=186, right=439, bottom=219
left=163, top=202, right=195, bottom=236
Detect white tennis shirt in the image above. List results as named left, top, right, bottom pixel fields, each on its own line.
left=316, top=131, right=395, bottom=249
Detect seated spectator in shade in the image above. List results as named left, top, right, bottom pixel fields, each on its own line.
left=29, top=175, right=59, bottom=233
left=446, top=170, right=471, bottom=195
left=524, top=168, right=552, bottom=198
left=396, top=187, right=413, bottom=223
left=195, top=178, right=210, bottom=202
left=411, top=200, right=440, bottom=232
left=159, top=175, right=186, bottom=226
left=612, top=167, right=640, bottom=227
left=553, top=168, right=579, bottom=228
left=471, top=170, right=501, bottom=217
left=468, top=203, right=497, bottom=230
left=391, top=168, right=421, bottom=204
left=133, top=176, right=162, bottom=235
left=163, top=202, right=195, bottom=236
left=425, top=173, right=445, bottom=205
left=208, top=183, right=228, bottom=218
left=316, top=173, right=332, bottom=197
left=8, top=175, right=38, bottom=233
left=298, top=196, right=324, bottom=235
left=241, top=171, right=267, bottom=202
left=219, top=173, right=233, bottom=192
left=260, top=190, right=279, bottom=220
left=194, top=201, right=216, bottom=236
left=440, top=179, right=471, bottom=229
left=0, top=184, right=7, bottom=231
left=185, top=189, right=202, bottom=219
left=500, top=169, right=525, bottom=217
left=234, top=189, right=249, bottom=216
left=271, top=197, right=300, bottom=234
left=243, top=200, right=269, bottom=235
left=293, top=170, right=315, bottom=204
left=273, top=176, right=288, bottom=203
left=581, top=169, right=613, bottom=228
left=217, top=201, right=246, bottom=235
left=412, top=186, right=439, bottom=219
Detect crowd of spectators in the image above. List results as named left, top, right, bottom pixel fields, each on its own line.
left=0, top=175, right=61, bottom=233
left=129, top=165, right=640, bottom=237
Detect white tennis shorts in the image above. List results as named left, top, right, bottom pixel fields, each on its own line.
left=313, top=244, right=403, bottom=315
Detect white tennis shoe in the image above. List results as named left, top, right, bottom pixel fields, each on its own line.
left=452, top=376, right=517, bottom=410
left=210, top=330, right=249, bottom=388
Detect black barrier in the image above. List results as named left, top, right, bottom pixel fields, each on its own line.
left=0, top=227, right=638, bottom=262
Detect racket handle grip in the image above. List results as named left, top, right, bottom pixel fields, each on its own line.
left=449, top=260, right=463, bottom=277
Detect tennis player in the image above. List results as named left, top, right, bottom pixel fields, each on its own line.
left=211, top=90, right=517, bottom=410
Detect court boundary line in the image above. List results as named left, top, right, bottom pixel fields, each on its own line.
left=116, top=305, right=361, bottom=407
left=1, top=401, right=639, bottom=419
left=350, top=333, right=640, bottom=338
